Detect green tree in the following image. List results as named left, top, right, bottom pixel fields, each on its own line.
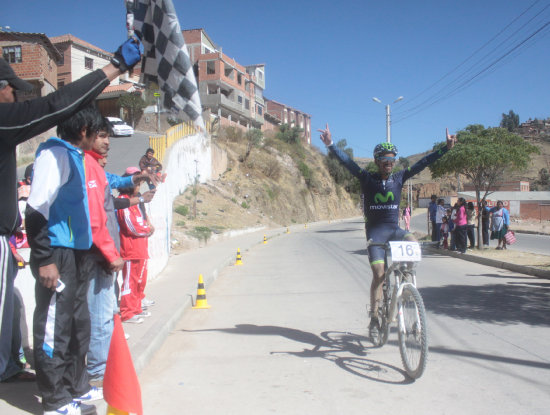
left=241, top=128, right=263, bottom=162
left=533, top=168, right=550, bottom=190
left=500, top=110, right=520, bottom=132
left=117, top=92, right=146, bottom=127
left=276, top=124, right=304, bottom=144
left=324, top=139, right=360, bottom=195
left=429, top=124, right=539, bottom=247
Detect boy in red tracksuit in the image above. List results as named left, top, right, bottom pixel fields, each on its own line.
left=116, top=170, right=153, bottom=323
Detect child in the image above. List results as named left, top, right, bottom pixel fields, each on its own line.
left=441, top=216, right=450, bottom=249
left=116, top=168, right=155, bottom=324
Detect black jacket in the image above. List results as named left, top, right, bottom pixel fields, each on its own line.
left=0, top=69, right=109, bottom=235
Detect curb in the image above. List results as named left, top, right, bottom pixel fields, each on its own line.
left=513, top=229, right=550, bottom=236
left=425, top=247, right=550, bottom=279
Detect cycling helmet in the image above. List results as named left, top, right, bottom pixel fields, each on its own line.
left=373, top=142, right=398, bottom=158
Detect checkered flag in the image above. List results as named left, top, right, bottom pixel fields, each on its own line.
left=132, top=0, right=204, bottom=130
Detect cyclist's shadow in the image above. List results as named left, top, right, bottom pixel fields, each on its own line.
left=184, top=324, right=412, bottom=384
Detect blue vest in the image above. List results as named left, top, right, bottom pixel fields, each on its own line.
left=35, top=138, right=92, bottom=250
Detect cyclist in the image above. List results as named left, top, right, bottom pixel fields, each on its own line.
left=318, top=124, right=455, bottom=340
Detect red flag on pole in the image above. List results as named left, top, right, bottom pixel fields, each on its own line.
left=103, top=314, right=143, bottom=415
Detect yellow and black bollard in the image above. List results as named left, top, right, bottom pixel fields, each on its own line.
left=235, top=248, right=243, bottom=265
left=192, top=274, right=211, bottom=309
left=263, top=235, right=267, bottom=244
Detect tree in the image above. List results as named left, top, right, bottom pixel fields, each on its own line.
left=117, top=92, right=146, bottom=127
left=241, top=128, right=263, bottom=162
left=533, top=168, right=550, bottom=190
left=324, top=139, right=361, bottom=195
left=276, top=124, right=304, bottom=144
left=500, top=110, right=520, bottom=132
left=429, top=124, right=539, bottom=248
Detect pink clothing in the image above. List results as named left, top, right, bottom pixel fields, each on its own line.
left=455, top=205, right=467, bottom=226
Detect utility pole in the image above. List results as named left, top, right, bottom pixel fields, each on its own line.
left=193, top=159, right=198, bottom=218
left=372, top=96, right=403, bottom=143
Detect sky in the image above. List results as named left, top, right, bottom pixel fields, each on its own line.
left=3, top=0, right=549, bottom=157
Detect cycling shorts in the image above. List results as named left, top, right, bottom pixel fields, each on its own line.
left=365, top=224, right=412, bottom=265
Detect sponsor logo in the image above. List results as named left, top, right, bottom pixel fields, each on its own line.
left=369, top=204, right=399, bottom=210
left=374, top=191, right=395, bottom=203
left=88, top=180, right=98, bottom=189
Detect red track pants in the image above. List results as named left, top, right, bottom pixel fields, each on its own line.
left=120, top=259, right=148, bottom=321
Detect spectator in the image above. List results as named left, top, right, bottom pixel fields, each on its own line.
left=139, top=147, right=162, bottom=173
left=428, top=194, right=437, bottom=241
left=0, top=37, right=139, bottom=394
left=481, top=200, right=490, bottom=247
left=441, top=216, right=450, bottom=249
left=448, top=207, right=456, bottom=251
left=466, top=201, right=477, bottom=249
left=25, top=104, right=117, bottom=413
left=17, top=163, right=33, bottom=201
left=434, top=199, right=446, bottom=247
left=402, top=204, right=411, bottom=231
left=454, top=198, right=468, bottom=254
left=117, top=168, right=155, bottom=324
left=78, top=114, right=124, bottom=388
left=490, top=200, right=510, bottom=250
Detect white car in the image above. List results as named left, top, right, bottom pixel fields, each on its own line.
left=106, top=117, right=134, bottom=137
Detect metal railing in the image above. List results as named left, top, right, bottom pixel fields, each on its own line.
left=148, top=120, right=211, bottom=163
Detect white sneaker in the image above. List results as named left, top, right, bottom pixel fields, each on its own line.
left=141, top=298, right=155, bottom=308
left=123, top=315, right=144, bottom=324
left=138, top=311, right=151, bottom=318
left=75, top=386, right=103, bottom=403
left=124, top=333, right=130, bottom=340
left=44, top=402, right=82, bottom=415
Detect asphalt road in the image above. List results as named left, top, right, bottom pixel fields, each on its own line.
left=139, top=220, right=550, bottom=415
left=410, top=212, right=550, bottom=255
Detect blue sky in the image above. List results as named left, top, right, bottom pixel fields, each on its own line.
left=3, top=0, right=549, bottom=157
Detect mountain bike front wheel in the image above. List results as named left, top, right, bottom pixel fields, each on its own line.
left=397, top=284, right=428, bottom=379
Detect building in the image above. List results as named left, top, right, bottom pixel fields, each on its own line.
left=462, top=180, right=530, bottom=192
left=0, top=31, right=61, bottom=99
left=182, top=28, right=264, bottom=130
left=264, top=98, right=312, bottom=145
left=50, top=34, right=113, bottom=87
left=458, top=191, right=550, bottom=221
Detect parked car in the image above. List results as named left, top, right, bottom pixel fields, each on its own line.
left=106, top=116, right=134, bottom=137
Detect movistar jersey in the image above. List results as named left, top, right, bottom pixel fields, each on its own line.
left=328, top=144, right=448, bottom=226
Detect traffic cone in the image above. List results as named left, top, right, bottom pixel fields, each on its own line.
left=104, top=315, right=142, bottom=415
left=304, top=223, right=308, bottom=229
left=235, top=248, right=243, bottom=265
left=286, top=227, right=290, bottom=234
left=192, top=274, right=211, bottom=309
left=263, top=235, right=267, bottom=244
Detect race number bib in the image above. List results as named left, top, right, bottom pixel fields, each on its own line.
left=389, top=241, right=422, bottom=262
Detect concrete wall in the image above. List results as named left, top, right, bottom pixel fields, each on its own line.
left=147, top=132, right=212, bottom=279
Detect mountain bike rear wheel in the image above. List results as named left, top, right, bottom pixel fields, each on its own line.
left=398, top=284, right=428, bottom=379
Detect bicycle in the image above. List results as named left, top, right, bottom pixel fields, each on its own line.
left=366, top=239, right=434, bottom=379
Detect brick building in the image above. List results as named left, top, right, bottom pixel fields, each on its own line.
left=182, top=28, right=264, bottom=130
left=0, top=32, right=61, bottom=99
left=264, top=98, right=312, bottom=145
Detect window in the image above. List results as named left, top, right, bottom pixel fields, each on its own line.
left=245, top=98, right=250, bottom=110
left=257, top=105, right=263, bottom=116
left=206, top=61, right=215, bottom=74
left=238, top=95, right=243, bottom=104
left=2, top=46, right=22, bottom=63
left=85, top=57, right=93, bottom=70
left=237, top=73, right=242, bottom=85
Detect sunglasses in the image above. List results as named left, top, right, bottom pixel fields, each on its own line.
left=376, top=156, right=396, bottom=162
left=0, top=80, right=9, bottom=90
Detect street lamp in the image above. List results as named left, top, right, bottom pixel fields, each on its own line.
left=372, top=96, right=403, bottom=143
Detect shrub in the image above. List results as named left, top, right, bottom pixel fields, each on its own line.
left=188, top=226, right=212, bottom=244
left=241, top=201, right=250, bottom=209
left=262, top=158, right=281, bottom=180
left=175, top=205, right=189, bottom=216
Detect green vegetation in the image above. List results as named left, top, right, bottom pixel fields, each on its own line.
left=175, top=205, right=189, bottom=216
left=187, top=226, right=212, bottom=244
left=117, top=92, right=146, bottom=127
left=241, top=201, right=250, bottom=209
left=500, top=110, right=520, bottom=132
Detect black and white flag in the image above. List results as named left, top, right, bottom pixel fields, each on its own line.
left=131, top=0, right=204, bottom=129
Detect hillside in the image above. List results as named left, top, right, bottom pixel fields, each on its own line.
left=170, top=131, right=361, bottom=252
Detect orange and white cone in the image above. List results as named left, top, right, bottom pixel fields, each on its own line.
left=192, top=274, right=211, bottom=309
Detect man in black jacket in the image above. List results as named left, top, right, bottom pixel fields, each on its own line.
left=0, top=37, right=140, bottom=410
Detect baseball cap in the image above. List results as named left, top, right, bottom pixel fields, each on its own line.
left=125, top=166, right=141, bottom=175
left=0, top=58, right=33, bottom=91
